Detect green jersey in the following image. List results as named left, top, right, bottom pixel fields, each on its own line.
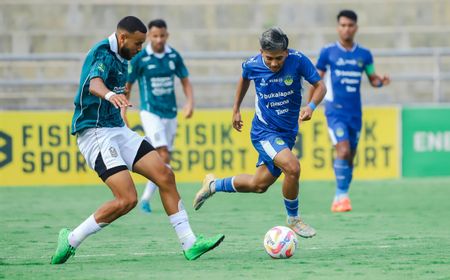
left=127, top=44, right=189, bottom=119
left=71, top=33, right=127, bottom=135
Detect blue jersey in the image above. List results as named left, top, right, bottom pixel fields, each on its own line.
left=316, top=42, right=373, bottom=118
left=242, top=49, right=320, bottom=138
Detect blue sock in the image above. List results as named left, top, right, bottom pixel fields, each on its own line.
left=334, top=159, right=351, bottom=197
left=283, top=197, right=299, bottom=217
left=214, top=177, right=236, bottom=193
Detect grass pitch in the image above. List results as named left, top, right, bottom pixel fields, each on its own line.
left=1, top=179, right=450, bottom=279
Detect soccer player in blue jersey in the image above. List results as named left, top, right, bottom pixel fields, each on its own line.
left=193, top=27, right=326, bottom=238
left=126, top=19, right=194, bottom=213
left=50, top=16, right=223, bottom=264
left=310, top=10, right=390, bottom=212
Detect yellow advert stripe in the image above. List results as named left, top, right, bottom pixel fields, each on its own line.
left=0, top=108, right=399, bottom=187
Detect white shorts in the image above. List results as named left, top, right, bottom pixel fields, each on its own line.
left=140, top=110, right=177, bottom=151
left=77, top=126, right=153, bottom=180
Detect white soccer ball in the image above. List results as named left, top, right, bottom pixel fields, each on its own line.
left=263, top=226, right=298, bottom=259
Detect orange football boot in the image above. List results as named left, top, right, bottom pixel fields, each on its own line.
left=331, top=197, right=352, bottom=212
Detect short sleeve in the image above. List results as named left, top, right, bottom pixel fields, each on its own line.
left=365, top=49, right=374, bottom=67
left=174, top=54, right=189, bottom=79
left=299, top=55, right=321, bottom=85
left=241, top=59, right=252, bottom=79
left=88, top=51, right=112, bottom=82
left=315, top=47, right=329, bottom=72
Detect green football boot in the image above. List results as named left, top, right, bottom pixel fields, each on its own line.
left=50, top=228, right=76, bottom=264
left=183, top=234, right=225, bottom=260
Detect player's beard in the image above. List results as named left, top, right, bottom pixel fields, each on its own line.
left=119, top=46, right=133, bottom=60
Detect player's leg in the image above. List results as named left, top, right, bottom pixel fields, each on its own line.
left=52, top=128, right=137, bottom=264
left=193, top=135, right=283, bottom=210
left=132, top=142, right=224, bottom=260
left=328, top=118, right=353, bottom=212
left=273, top=148, right=316, bottom=238
left=62, top=171, right=137, bottom=255
left=192, top=164, right=277, bottom=210
left=139, top=111, right=169, bottom=213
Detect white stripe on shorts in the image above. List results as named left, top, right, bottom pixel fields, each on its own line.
left=328, top=127, right=338, bottom=145
left=260, top=140, right=277, bottom=160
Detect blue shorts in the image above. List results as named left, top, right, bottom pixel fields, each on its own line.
left=326, top=114, right=362, bottom=150
left=251, top=130, right=295, bottom=178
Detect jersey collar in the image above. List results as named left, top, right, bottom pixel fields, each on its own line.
left=145, top=44, right=172, bottom=57
left=108, top=33, right=126, bottom=62
left=336, top=41, right=358, bottom=52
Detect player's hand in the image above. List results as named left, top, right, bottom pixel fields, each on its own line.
left=183, top=102, right=194, bottom=119
left=232, top=110, right=244, bottom=132
left=120, top=107, right=130, bottom=127
left=108, top=94, right=132, bottom=109
left=299, top=107, right=314, bottom=122
left=381, top=74, right=391, bottom=86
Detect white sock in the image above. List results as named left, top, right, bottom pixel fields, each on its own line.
left=68, top=214, right=106, bottom=248
left=169, top=207, right=196, bottom=251
left=141, top=181, right=158, bottom=201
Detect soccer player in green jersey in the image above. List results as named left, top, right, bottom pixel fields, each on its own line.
left=50, top=16, right=223, bottom=265
left=125, top=19, right=194, bottom=213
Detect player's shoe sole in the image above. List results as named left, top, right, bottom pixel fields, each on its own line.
left=183, top=234, right=225, bottom=260
left=287, top=216, right=316, bottom=238
left=331, top=197, right=352, bottom=212
left=50, top=228, right=76, bottom=264
left=193, top=174, right=216, bottom=210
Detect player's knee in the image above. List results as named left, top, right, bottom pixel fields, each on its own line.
left=284, top=161, right=300, bottom=178
left=117, top=195, right=138, bottom=213
left=336, top=146, right=351, bottom=159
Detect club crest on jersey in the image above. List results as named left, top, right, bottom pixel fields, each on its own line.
left=284, top=76, right=293, bottom=86
left=169, top=61, right=175, bottom=70
left=109, top=147, right=118, bottom=158
left=357, top=59, right=364, bottom=68
left=275, top=138, right=285, bottom=145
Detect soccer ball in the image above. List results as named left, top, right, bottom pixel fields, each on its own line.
left=263, top=226, right=298, bottom=259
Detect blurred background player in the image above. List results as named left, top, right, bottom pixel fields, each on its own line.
left=309, top=10, right=390, bottom=212
left=51, top=16, right=223, bottom=264
left=125, top=19, right=194, bottom=213
left=193, top=27, right=326, bottom=238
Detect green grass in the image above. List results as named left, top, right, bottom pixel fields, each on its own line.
left=1, top=180, right=450, bottom=280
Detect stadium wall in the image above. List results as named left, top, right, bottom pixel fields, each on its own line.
left=0, top=107, right=448, bottom=187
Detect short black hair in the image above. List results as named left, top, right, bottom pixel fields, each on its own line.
left=337, top=10, right=358, bottom=23
left=117, top=16, right=147, bottom=33
left=259, top=27, right=289, bottom=51
left=148, top=19, right=167, bottom=30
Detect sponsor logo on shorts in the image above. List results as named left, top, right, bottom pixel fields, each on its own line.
left=109, top=147, right=118, bottom=158
left=0, top=131, right=13, bottom=168
left=275, top=138, right=285, bottom=145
